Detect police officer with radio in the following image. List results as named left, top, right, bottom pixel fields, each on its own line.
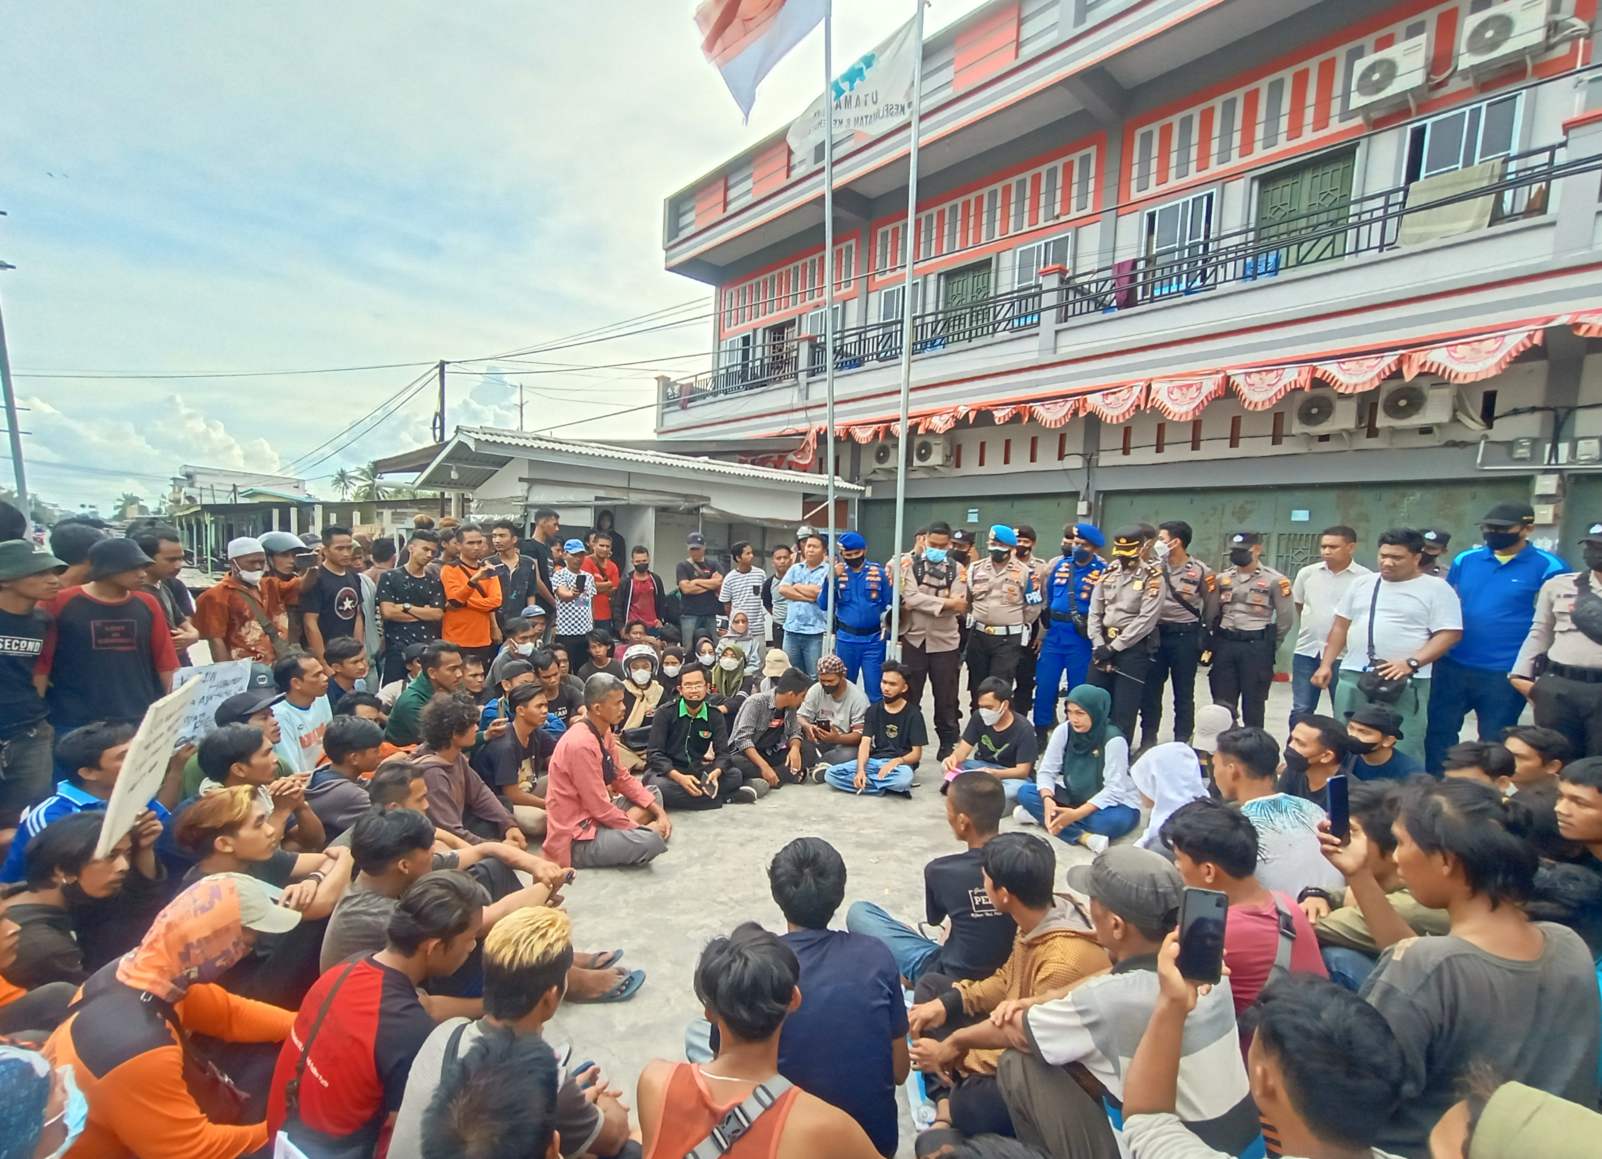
left=1088, top=526, right=1163, bottom=739
left=1511, top=519, right=1602, bottom=759
left=1033, top=523, right=1107, bottom=732
left=819, top=531, right=892, bottom=700
left=1137, top=520, right=1218, bottom=749
left=898, top=521, right=969, bottom=758
left=965, top=524, right=1035, bottom=709
left=1208, top=531, right=1294, bottom=728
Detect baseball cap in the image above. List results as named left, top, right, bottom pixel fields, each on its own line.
left=211, top=872, right=303, bottom=935
left=1228, top=531, right=1261, bottom=546
left=226, top=536, right=265, bottom=560
left=562, top=538, right=587, bottom=554
left=687, top=532, right=706, bottom=547
left=1580, top=521, right=1602, bottom=545
left=839, top=531, right=867, bottom=552
left=215, top=689, right=284, bottom=726
left=1481, top=501, right=1535, bottom=528
left=762, top=648, right=790, bottom=678
left=1065, top=846, right=1183, bottom=937
left=1070, top=523, right=1106, bottom=549
left=950, top=528, right=975, bottom=546
left=246, top=662, right=275, bottom=690
left=1347, top=702, right=1404, bottom=738
left=87, top=537, right=154, bottom=580
left=0, top=541, right=65, bottom=581
left=1191, top=703, right=1235, bottom=754
left=1420, top=528, right=1452, bottom=551
left=988, top=524, right=1018, bottom=547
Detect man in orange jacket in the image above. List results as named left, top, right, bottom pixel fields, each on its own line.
left=441, top=524, right=503, bottom=668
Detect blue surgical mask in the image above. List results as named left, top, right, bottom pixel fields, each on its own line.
left=1072, top=547, right=1093, bottom=564
left=923, top=547, right=948, bottom=564
left=45, top=1065, right=88, bottom=1159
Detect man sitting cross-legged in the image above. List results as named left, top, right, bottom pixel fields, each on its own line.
left=644, top=664, right=751, bottom=810
left=908, top=832, right=1109, bottom=1147
left=821, top=661, right=927, bottom=797
left=797, top=654, right=869, bottom=769
left=847, top=771, right=1018, bottom=985
left=940, top=677, right=1038, bottom=803
left=728, top=666, right=813, bottom=791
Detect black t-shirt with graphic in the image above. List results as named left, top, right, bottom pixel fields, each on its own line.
left=923, top=847, right=1018, bottom=981
left=960, top=712, right=1039, bottom=768
left=865, top=699, right=928, bottom=761
left=0, top=607, right=49, bottom=737
left=375, top=566, right=445, bottom=652
left=544, top=683, right=583, bottom=726
left=301, top=566, right=362, bottom=642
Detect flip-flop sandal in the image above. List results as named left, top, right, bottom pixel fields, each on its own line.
left=579, top=968, right=646, bottom=1004
left=580, top=949, right=625, bottom=970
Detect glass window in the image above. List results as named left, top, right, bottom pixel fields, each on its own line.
left=1013, top=179, right=1028, bottom=231
left=1043, top=168, right=1059, bottom=220
left=985, top=190, right=999, bottom=241
left=1415, top=94, right=1523, bottom=180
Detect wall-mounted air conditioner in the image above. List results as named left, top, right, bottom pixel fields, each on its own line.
left=1458, top=0, right=1550, bottom=76
left=1348, top=35, right=1430, bottom=119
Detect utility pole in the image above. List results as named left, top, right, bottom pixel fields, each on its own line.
left=518, top=383, right=525, bottom=431
left=0, top=241, right=25, bottom=514
left=436, top=360, right=447, bottom=443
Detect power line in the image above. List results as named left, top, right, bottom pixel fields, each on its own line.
left=11, top=360, right=435, bottom=381
left=283, top=365, right=438, bottom=473
left=457, top=296, right=712, bottom=363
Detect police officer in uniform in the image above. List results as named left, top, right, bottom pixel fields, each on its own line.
left=1208, top=531, right=1293, bottom=728
left=1034, top=523, right=1107, bottom=732
left=820, top=531, right=892, bottom=700
left=898, top=521, right=969, bottom=759
left=1419, top=528, right=1453, bottom=577
left=1011, top=525, right=1049, bottom=716
left=965, top=524, right=1035, bottom=708
left=1088, top=526, right=1163, bottom=740
left=1138, top=520, right=1218, bottom=749
left=1511, top=520, right=1602, bottom=758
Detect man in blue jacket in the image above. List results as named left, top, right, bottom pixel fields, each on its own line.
left=1033, top=523, right=1106, bottom=732
left=820, top=532, right=893, bottom=701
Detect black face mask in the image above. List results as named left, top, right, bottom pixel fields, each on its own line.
left=843, top=555, right=866, bottom=570
left=1229, top=548, right=1254, bottom=567
left=634, top=561, right=649, bottom=573
left=1483, top=530, right=1520, bottom=551
left=950, top=549, right=970, bottom=563
left=1585, top=546, right=1602, bottom=573
left=1282, top=746, right=1310, bottom=778
left=1346, top=737, right=1378, bottom=755
left=989, top=548, right=1010, bottom=564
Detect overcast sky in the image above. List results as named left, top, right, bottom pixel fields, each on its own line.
left=1, top=0, right=987, bottom=511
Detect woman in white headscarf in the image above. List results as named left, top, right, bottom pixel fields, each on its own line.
left=1129, top=742, right=1209, bottom=851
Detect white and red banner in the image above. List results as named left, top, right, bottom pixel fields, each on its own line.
left=697, top=0, right=828, bottom=121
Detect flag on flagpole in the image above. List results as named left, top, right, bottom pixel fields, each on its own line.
left=696, top=0, right=828, bottom=121
left=786, top=15, right=920, bottom=156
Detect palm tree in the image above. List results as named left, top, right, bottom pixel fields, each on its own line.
left=115, top=491, right=143, bottom=515
left=330, top=469, right=354, bottom=500
left=354, top=463, right=388, bottom=503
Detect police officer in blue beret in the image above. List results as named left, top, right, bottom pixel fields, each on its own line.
left=1033, top=523, right=1107, bottom=732
left=818, top=531, right=893, bottom=701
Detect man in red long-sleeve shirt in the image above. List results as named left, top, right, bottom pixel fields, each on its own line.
left=440, top=525, right=502, bottom=669
left=543, top=673, right=671, bottom=868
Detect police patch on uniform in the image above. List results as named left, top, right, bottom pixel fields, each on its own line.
left=1205, top=574, right=1217, bottom=592
left=1278, top=577, right=1292, bottom=597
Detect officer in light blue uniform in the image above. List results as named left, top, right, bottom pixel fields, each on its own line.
left=818, top=531, right=893, bottom=700
left=1033, top=522, right=1107, bottom=729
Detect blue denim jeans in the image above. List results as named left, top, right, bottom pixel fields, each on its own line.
left=943, top=760, right=1028, bottom=801
left=1014, top=782, right=1140, bottom=844
left=782, top=630, right=824, bottom=677
left=1322, top=945, right=1379, bottom=992
left=1424, top=656, right=1529, bottom=774
left=1289, top=652, right=1327, bottom=732
left=824, top=756, right=915, bottom=795
left=679, top=614, right=719, bottom=650
left=845, top=900, right=941, bottom=982
left=0, top=721, right=54, bottom=825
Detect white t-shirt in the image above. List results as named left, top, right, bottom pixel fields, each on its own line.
left=1335, top=573, right=1462, bottom=677
left=1239, top=793, right=1343, bottom=897
left=271, top=696, right=333, bottom=773
left=1291, top=561, right=1371, bottom=658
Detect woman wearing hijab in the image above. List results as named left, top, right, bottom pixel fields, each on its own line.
left=1016, top=685, right=1143, bottom=851
left=1129, top=742, right=1210, bottom=851
left=708, top=638, right=751, bottom=717
left=44, top=873, right=301, bottom=1159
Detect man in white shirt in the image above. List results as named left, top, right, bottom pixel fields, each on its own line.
left=1313, top=528, right=1462, bottom=765
left=270, top=652, right=334, bottom=772
left=1289, top=526, right=1369, bottom=732
left=718, top=540, right=768, bottom=642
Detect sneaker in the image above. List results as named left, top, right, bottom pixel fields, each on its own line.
left=734, top=785, right=760, bottom=804
left=1012, top=804, right=1039, bottom=827
left=1080, top=833, right=1110, bottom=854
left=935, top=744, right=955, bottom=762
left=808, top=763, right=830, bottom=784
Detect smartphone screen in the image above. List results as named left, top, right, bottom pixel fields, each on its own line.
left=1327, top=774, right=1350, bottom=844
left=1177, top=887, right=1229, bottom=984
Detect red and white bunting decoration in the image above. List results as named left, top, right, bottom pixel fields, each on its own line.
left=917, top=406, right=967, bottom=435
left=1400, top=328, right=1543, bottom=384
left=1311, top=354, right=1402, bottom=395
left=1228, top=365, right=1312, bottom=411
left=1080, top=383, right=1146, bottom=423
left=1147, top=374, right=1225, bottom=422
left=1571, top=309, right=1602, bottom=338
left=989, top=404, right=1023, bottom=424
left=842, top=423, right=885, bottom=444
left=1029, top=397, right=1081, bottom=428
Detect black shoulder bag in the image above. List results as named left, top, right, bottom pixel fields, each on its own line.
left=1356, top=579, right=1408, bottom=705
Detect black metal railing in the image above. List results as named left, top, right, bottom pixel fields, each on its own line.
left=663, top=144, right=1593, bottom=411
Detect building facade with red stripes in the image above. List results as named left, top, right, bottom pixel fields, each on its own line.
left=659, top=0, right=1602, bottom=565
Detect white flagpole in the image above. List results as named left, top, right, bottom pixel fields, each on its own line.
left=821, top=0, right=839, bottom=656
left=886, top=0, right=926, bottom=659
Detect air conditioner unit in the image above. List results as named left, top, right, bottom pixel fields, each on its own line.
left=1348, top=35, right=1430, bottom=118
left=865, top=440, right=901, bottom=478
left=1376, top=382, right=1455, bottom=429
left=1459, top=0, right=1550, bottom=75
left=1290, top=392, right=1360, bottom=436
left=911, top=436, right=953, bottom=469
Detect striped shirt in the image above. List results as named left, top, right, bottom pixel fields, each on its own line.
left=719, top=566, right=768, bottom=637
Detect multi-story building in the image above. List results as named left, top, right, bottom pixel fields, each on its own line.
left=659, top=0, right=1602, bottom=572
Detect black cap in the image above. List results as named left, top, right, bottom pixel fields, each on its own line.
left=1580, top=520, right=1602, bottom=546
left=1346, top=702, right=1404, bottom=739
left=1110, top=524, right=1145, bottom=547
left=1481, top=501, right=1535, bottom=528
left=86, top=537, right=154, bottom=580
left=950, top=529, right=975, bottom=545
left=1420, top=528, right=1452, bottom=550
left=214, top=689, right=284, bottom=726
left=1228, top=531, right=1261, bottom=547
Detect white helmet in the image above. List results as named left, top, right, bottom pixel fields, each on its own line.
left=622, top=643, right=659, bottom=671
left=258, top=531, right=306, bottom=554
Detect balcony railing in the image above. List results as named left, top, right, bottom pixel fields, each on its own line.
left=664, top=145, right=1590, bottom=411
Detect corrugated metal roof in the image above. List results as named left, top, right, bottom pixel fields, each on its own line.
left=456, top=427, right=863, bottom=494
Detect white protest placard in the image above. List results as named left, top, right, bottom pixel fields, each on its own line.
left=93, top=679, right=202, bottom=858
left=172, top=660, right=253, bottom=742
